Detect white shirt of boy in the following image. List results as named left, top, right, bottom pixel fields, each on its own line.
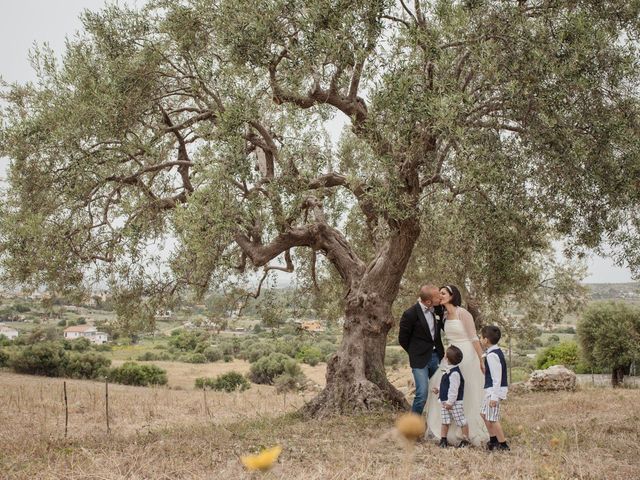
left=484, top=345, right=508, bottom=401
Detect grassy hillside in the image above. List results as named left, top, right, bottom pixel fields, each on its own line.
left=1, top=371, right=638, bottom=479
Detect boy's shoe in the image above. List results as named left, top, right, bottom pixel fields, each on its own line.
left=457, top=440, right=471, bottom=448
left=438, top=439, right=449, bottom=448
left=486, top=441, right=498, bottom=451
left=496, top=443, right=510, bottom=451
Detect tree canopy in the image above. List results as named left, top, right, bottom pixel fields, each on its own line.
left=577, top=301, right=640, bottom=386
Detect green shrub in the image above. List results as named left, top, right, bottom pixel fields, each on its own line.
left=223, top=354, right=233, bottom=362
left=536, top=341, right=580, bottom=371
left=94, top=344, right=112, bottom=352
left=249, top=352, right=302, bottom=385
left=137, top=351, right=160, bottom=361
left=66, top=337, right=91, bottom=352
left=64, top=352, right=111, bottom=379
left=195, top=372, right=250, bottom=392
left=203, top=346, right=223, bottom=362
left=108, top=362, right=168, bottom=386
left=245, top=342, right=276, bottom=363
left=184, top=353, right=207, bottom=364
left=14, top=304, right=31, bottom=313
left=169, top=331, right=210, bottom=352
left=296, top=345, right=323, bottom=366
left=0, top=348, right=9, bottom=367
left=10, top=342, right=68, bottom=377
left=58, top=319, right=67, bottom=327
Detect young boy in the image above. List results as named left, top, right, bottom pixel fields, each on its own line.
left=431, top=345, right=471, bottom=448
left=480, top=325, right=510, bottom=451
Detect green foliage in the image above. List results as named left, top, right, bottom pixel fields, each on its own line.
left=248, top=352, right=303, bottom=385
left=64, top=337, right=91, bottom=352
left=202, top=346, right=223, bottom=362
left=577, top=302, right=640, bottom=375
left=536, top=341, right=580, bottom=371
left=108, top=362, right=168, bottom=386
left=183, top=352, right=207, bottom=364
left=169, top=331, right=210, bottom=352
left=137, top=351, right=172, bottom=361
left=13, top=304, right=31, bottom=313
left=0, top=348, right=9, bottom=367
left=64, top=352, right=111, bottom=379
left=195, top=371, right=250, bottom=392
left=10, top=342, right=68, bottom=377
left=296, top=345, right=323, bottom=366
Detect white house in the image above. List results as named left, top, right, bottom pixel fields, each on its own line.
left=63, top=325, right=109, bottom=344
left=0, top=324, right=19, bottom=340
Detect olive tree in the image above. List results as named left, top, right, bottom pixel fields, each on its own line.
left=578, top=302, right=640, bottom=387
left=1, top=0, right=639, bottom=415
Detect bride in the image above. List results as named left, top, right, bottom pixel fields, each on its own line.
left=427, top=285, right=489, bottom=446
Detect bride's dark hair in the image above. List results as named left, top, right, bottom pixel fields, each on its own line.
left=440, top=284, right=462, bottom=307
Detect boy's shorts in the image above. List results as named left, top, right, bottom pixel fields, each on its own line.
left=440, top=400, right=467, bottom=427
left=481, top=395, right=501, bottom=422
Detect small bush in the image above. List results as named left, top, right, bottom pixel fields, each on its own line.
left=108, top=362, right=168, bottom=386
left=536, top=341, right=581, bottom=371
left=66, top=337, right=92, bottom=352
left=0, top=348, right=9, bottom=367
left=249, top=352, right=302, bottom=385
left=184, top=353, right=207, bottom=364
left=246, top=342, right=276, bottom=363
left=94, top=344, right=112, bottom=352
left=58, top=319, right=67, bottom=327
left=195, top=372, right=250, bottom=392
left=296, top=345, right=323, bottom=366
left=137, top=351, right=160, bottom=361
left=223, top=354, right=233, bottom=362
left=10, top=342, right=68, bottom=377
left=64, top=352, right=111, bottom=379
left=203, top=346, right=223, bottom=362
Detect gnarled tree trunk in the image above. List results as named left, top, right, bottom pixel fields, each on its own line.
left=304, top=287, right=408, bottom=416
left=304, top=219, right=420, bottom=417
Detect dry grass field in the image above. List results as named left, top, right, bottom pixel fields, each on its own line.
left=1, top=365, right=639, bottom=480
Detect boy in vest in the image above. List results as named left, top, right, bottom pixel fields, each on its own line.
left=480, top=325, right=510, bottom=451
left=431, top=345, right=470, bottom=448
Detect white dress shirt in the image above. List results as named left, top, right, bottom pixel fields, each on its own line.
left=420, top=303, right=435, bottom=339
left=484, top=345, right=508, bottom=401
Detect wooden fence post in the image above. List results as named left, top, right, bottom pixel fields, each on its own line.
left=63, top=381, right=68, bottom=438
left=105, top=378, right=110, bottom=434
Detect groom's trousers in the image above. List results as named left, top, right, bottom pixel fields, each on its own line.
left=411, top=350, right=440, bottom=414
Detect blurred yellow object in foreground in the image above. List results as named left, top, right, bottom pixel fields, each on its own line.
left=395, top=413, right=425, bottom=441
left=240, top=445, right=282, bottom=471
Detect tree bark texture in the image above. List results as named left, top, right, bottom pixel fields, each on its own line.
left=304, top=219, right=420, bottom=417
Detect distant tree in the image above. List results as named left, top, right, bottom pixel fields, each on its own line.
left=577, top=302, right=640, bottom=387
left=1, top=1, right=640, bottom=415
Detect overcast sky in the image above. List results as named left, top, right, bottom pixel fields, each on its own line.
left=0, top=0, right=635, bottom=284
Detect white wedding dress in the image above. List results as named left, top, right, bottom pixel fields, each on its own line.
left=426, top=312, right=489, bottom=446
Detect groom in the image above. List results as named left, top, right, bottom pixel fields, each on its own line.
left=398, top=284, right=445, bottom=415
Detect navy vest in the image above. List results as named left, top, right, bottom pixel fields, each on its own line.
left=484, top=348, right=508, bottom=388
left=439, top=366, right=464, bottom=402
